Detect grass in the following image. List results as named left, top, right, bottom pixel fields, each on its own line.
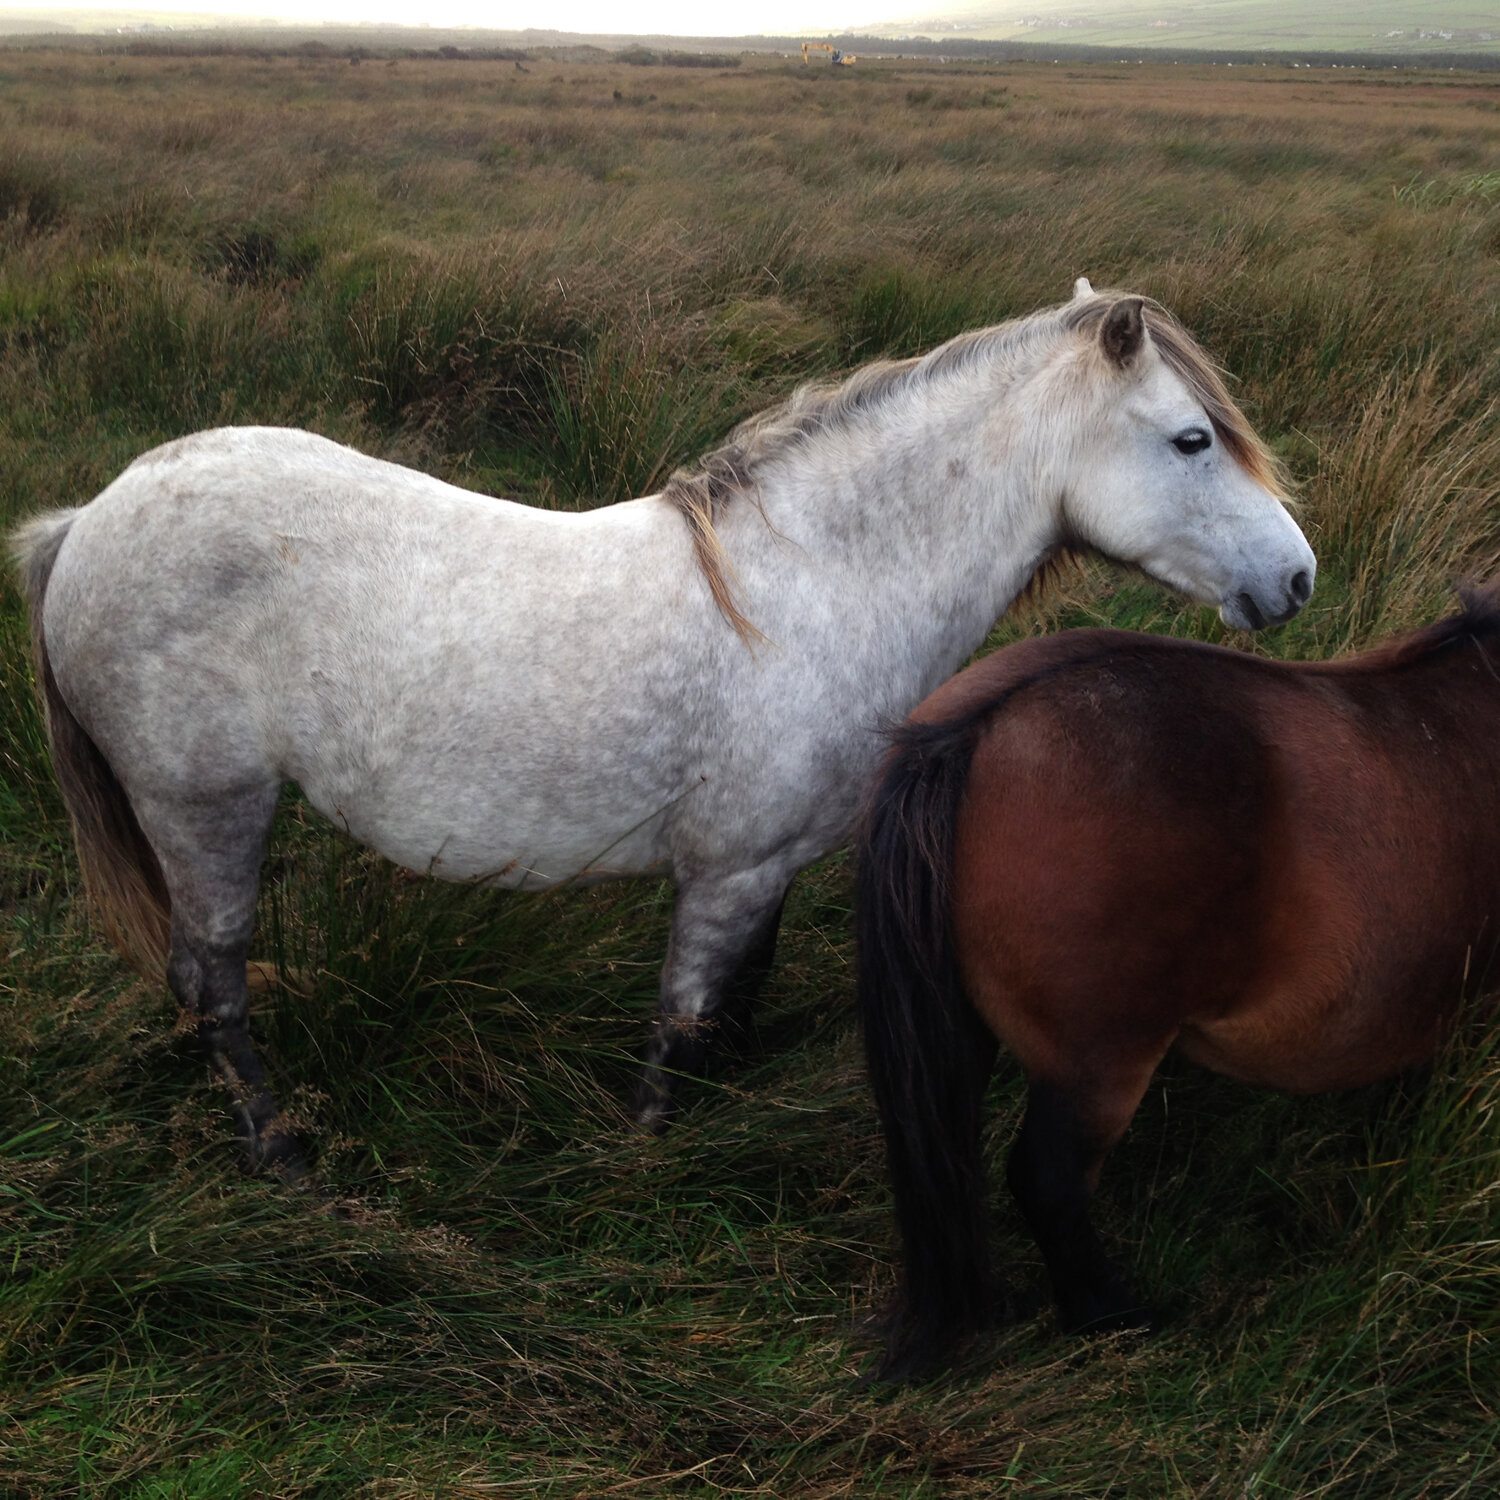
left=1, top=43, right=1499, bottom=1498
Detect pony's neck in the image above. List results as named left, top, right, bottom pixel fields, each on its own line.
left=740, top=348, right=1066, bottom=701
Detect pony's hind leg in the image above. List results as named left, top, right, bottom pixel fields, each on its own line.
left=139, top=782, right=302, bottom=1178
left=631, top=864, right=792, bottom=1130
left=1007, top=1048, right=1170, bottom=1335
left=708, top=890, right=786, bottom=1056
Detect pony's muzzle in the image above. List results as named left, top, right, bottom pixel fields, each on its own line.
left=1224, top=566, right=1314, bottom=631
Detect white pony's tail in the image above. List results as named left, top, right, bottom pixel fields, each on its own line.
left=10, top=510, right=171, bottom=977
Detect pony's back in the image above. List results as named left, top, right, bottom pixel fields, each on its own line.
left=936, top=623, right=1500, bottom=1090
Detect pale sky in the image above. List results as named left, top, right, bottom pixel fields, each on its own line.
left=18, top=0, right=893, bottom=36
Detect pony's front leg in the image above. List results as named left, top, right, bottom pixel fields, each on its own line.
left=631, top=864, right=792, bottom=1131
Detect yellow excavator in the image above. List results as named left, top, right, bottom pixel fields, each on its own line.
left=802, top=41, right=856, bottom=66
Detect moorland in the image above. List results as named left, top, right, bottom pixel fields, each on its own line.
left=1, top=45, right=1499, bottom=1498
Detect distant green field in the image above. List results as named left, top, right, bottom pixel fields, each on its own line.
left=1, top=44, right=1499, bottom=1500
left=873, top=0, right=1500, bottom=55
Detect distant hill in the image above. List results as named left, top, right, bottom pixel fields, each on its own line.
left=0, top=8, right=267, bottom=33
left=1, top=0, right=1496, bottom=64
left=857, top=0, right=1500, bottom=54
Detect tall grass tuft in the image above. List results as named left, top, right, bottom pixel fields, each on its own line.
left=841, top=265, right=978, bottom=360
left=1309, top=364, right=1500, bottom=649
left=71, top=258, right=303, bottom=431
left=538, top=328, right=734, bottom=505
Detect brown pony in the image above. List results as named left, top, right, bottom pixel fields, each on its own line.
left=856, top=583, right=1500, bottom=1381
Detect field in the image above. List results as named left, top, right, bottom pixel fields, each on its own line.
left=2, top=45, right=1500, bottom=1499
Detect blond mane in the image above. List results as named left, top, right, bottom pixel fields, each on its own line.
left=663, top=297, right=1284, bottom=643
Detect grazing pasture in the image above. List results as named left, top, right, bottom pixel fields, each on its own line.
left=1, top=44, right=1499, bottom=1498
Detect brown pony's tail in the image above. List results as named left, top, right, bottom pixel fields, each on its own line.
left=855, top=705, right=999, bottom=1383
left=10, top=511, right=171, bottom=978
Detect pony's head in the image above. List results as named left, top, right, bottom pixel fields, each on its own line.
left=1053, top=281, right=1314, bottom=630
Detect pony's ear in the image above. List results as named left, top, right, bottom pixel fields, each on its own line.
left=1100, top=296, right=1146, bottom=368
left=1072, top=276, right=1094, bottom=300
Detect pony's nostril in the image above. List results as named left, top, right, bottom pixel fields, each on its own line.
left=1289, top=570, right=1312, bottom=606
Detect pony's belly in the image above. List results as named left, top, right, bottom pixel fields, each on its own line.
left=297, top=778, right=675, bottom=890
left=1176, top=993, right=1450, bottom=1095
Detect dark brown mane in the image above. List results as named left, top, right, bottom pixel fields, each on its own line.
left=1354, top=578, right=1500, bottom=669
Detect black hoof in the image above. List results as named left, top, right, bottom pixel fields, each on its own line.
left=245, top=1127, right=310, bottom=1185
left=632, top=1018, right=710, bottom=1131
left=629, top=1075, right=678, bottom=1134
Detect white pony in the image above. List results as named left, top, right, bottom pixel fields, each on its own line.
left=11, top=283, right=1314, bottom=1172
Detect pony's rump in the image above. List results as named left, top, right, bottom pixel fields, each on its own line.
left=10, top=509, right=171, bottom=977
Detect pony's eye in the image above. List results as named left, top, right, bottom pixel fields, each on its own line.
left=1173, top=428, right=1212, bottom=455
